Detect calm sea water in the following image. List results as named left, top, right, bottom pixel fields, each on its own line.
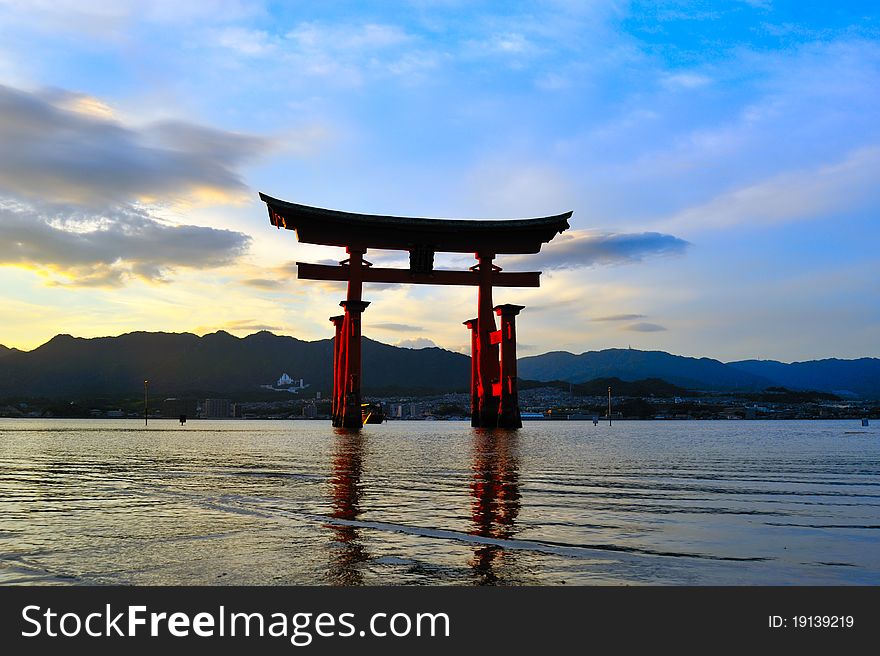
left=0, top=418, right=878, bottom=585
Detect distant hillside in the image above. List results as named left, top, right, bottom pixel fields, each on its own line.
left=744, top=387, right=841, bottom=403
left=0, top=331, right=470, bottom=398
left=520, top=377, right=691, bottom=398
left=1, top=333, right=876, bottom=399
left=518, top=348, right=772, bottom=391
left=728, top=358, right=880, bottom=399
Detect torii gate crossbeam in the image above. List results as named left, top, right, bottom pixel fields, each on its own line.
left=259, top=193, right=570, bottom=430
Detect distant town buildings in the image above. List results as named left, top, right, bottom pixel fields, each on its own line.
left=390, top=402, right=423, bottom=418
left=162, top=398, right=198, bottom=418
left=203, top=398, right=231, bottom=418
left=1, top=380, right=877, bottom=421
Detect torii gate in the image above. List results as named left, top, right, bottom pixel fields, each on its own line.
left=260, top=193, right=570, bottom=430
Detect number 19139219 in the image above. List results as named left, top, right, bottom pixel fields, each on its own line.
left=769, top=615, right=854, bottom=629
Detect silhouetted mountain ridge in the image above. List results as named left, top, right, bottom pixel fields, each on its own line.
left=518, top=348, right=880, bottom=398
left=727, top=358, right=880, bottom=398
left=0, top=333, right=877, bottom=398
left=519, top=348, right=770, bottom=390
left=0, top=330, right=469, bottom=397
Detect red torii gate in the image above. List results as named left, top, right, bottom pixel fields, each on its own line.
left=260, top=193, right=570, bottom=430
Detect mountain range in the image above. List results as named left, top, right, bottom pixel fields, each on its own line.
left=518, top=349, right=880, bottom=398
left=0, top=331, right=877, bottom=398
left=0, top=331, right=469, bottom=398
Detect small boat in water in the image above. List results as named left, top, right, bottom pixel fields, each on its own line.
left=361, top=403, right=385, bottom=424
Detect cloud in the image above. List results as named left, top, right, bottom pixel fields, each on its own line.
left=396, top=337, right=438, bottom=349
left=508, top=229, right=689, bottom=270
left=464, top=32, right=542, bottom=59
left=288, top=22, right=412, bottom=52
left=267, top=261, right=305, bottom=276
left=0, top=82, right=273, bottom=289
left=524, top=298, right=584, bottom=314
left=664, top=147, right=880, bottom=232
left=191, top=320, right=284, bottom=334
left=209, top=26, right=276, bottom=57
left=371, top=322, right=425, bottom=333
left=593, top=313, right=647, bottom=322
left=662, top=72, right=712, bottom=89
left=223, top=320, right=283, bottom=332
left=0, top=83, right=270, bottom=206
left=240, top=278, right=285, bottom=290
left=270, top=22, right=434, bottom=84
left=0, top=1, right=261, bottom=40
left=0, top=201, right=250, bottom=287
left=616, top=39, right=880, bottom=222
left=363, top=250, right=410, bottom=266
left=201, top=20, right=441, bottom=86
left=241, top=259, right=368, bottom=294
left=465, top=162, right=575, bottom=217
left=624, top=322, right=667, bottom=332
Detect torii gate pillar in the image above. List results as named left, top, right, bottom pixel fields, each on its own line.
left=331, top=248, right=370, bottom=429
left=463, top=317, right=479, bottom=427
left=463, top=256, right=525, bottom=429
left=494, top=304, right=524, bottom=428
left=475, top=252, right=501, bottom=427
left=329, top=314, right=345, bottom=424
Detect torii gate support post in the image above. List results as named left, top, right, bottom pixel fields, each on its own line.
left=334, top=248, right=370, bottom=430
left=329, top=315, right=345, bottom=424
left=475, top=252, right=501, bottom=428
left=495, top=304, right=524, bottom=428
left=463, top=318, right=479, bottom=427
left=338, top=299, right=369, bottom=429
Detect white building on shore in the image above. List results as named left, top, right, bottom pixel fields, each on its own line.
left=261, top=373, right=309, bottom=393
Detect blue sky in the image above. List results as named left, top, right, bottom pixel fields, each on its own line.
left=0, top=0, right=877, bottom=361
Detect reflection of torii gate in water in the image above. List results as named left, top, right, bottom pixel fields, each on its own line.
left=326, top=429, right=524, bottom=585
left=260, top=193, right=571, bottom=430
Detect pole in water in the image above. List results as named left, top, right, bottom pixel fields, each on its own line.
left=144, top=379, right=149, bottom=427
left=608, top=386, right=612, bottom=426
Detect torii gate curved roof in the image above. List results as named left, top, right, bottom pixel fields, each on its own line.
left=260, top=193, right=571, bottom=254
